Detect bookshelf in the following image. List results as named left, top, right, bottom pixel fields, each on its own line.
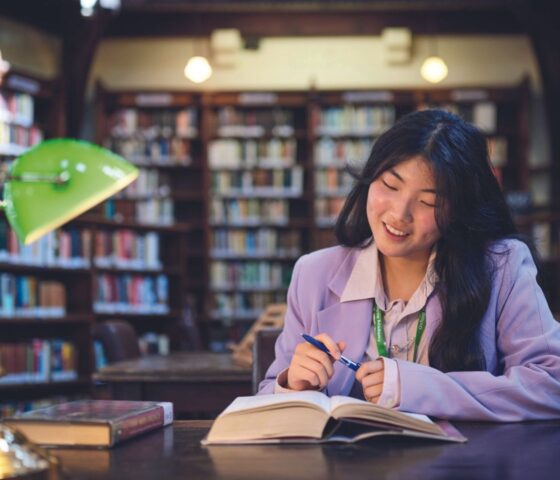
left=93, top=79, right=557, bottom=353
left=203, top=92, right=310, bottom=350
left=0, top=70, right=92, bottom=415
left=94, top=83, right=203, bottom=348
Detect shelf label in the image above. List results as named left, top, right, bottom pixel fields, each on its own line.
left=6, top=75, right=40, bottom=94
left=450, top=89, right=489, bottom=102
left=238, top=93, right=278, bottom=104
left=342, top=91, right=394, bottom=103
left=135, top=93, right=173, bottom=106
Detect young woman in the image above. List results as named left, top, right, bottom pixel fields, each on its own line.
left=257, top=109, right=560, bottom=421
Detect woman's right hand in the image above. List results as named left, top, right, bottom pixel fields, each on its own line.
left=286, top=333, right=346, bottom=391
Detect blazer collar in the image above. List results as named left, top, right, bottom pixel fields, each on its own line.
left=336, top=240, right=438, bottom=307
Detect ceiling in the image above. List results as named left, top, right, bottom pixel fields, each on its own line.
left=0, top=0, right=527, bottom=38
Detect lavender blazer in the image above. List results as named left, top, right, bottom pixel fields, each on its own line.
left=257, top=239, right=560, bottom=421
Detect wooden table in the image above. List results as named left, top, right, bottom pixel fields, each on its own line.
left=49, top=419, right=560, bottom=480
left=94, top=352, right=252, bottom=418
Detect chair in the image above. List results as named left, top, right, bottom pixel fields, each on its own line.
left=252, top=327, right=282, bottom=394
left=231, top=303, right=286, bottom=367
left=92, top=319, right=141, bottom=363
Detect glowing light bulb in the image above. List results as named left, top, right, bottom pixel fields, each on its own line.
left=420, top=56, right=448, bottom=84
left=184, top=56, right=213, bottom=84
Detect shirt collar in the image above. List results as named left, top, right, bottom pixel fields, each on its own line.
left=340, top=241, right=437, bottom=309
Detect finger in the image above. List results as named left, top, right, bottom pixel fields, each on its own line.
left=337, top=340, right=347, bottom=353
left=315, top=333, right=341, bottom=359
left=302, top=347, right=335, bottom=377
left=297, top=356, right=330, bottom=388
left=356, top=360, right=384, bottom=381
left=360, top=372, right=384, bottom=389
left=363, top=384, right=383, bottom=402
left=295, top=342, right=335, bottom=376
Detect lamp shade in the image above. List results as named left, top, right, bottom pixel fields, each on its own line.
left=3, top=139, right=138, bottom=244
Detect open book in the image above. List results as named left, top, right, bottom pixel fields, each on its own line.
left=202, top=391, right=466, bottom=445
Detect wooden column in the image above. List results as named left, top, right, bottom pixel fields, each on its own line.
left=60, top=6, right=113, bottom=138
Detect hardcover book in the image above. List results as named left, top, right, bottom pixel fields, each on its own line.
left=202, top=391, right=466, bottom=445
left=4, top=399, right=173, bottom=447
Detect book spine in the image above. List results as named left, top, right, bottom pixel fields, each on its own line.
left=110, top=403, right=173, bottom=446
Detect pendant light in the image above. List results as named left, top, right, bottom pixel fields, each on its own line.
left=184, top=38, right=213, bottom=84
left=420, top=35, right=448, bottom=84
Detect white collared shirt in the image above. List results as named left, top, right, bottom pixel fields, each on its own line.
left=340, top=241, right=436, bottom=407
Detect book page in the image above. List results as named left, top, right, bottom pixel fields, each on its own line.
left=329, top=395, right=434, bottom=425
left=220, top=391, right=331, bottom=417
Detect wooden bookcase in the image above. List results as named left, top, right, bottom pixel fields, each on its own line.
left=201, top=91, right=311, bottom=350
left=92, top=79, right=559, bottom=352
left=0, top=70, right=94, bottom=415
left=93, top=83, right=204, bottom=348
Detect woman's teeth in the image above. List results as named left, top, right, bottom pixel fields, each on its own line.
left=385, top=223, right=408, bottom=236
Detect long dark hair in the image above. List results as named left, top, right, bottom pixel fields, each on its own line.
left=335, top=109, right=525, bottom=372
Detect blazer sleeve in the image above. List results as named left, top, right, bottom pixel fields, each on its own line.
left=257, top=254, right=308, bottom=394
left=396, top=241, right=560, bottom=421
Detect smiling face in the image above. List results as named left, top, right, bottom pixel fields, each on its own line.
left=367, top=155, right=441, bottom=264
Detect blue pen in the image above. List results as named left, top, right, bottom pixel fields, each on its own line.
left=301, top=333, right=361, bottom=372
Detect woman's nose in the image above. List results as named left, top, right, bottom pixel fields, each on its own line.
left=391, top=197, right=413, bottom=222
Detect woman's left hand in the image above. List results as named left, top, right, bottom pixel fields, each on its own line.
left=356, top=359, right=385, bottom=404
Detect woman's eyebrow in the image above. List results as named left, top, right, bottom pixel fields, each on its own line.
left=388, top=168, right=436, bottom=193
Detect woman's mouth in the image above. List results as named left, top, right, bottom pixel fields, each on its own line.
left=383, top=222, right=409, bottom=238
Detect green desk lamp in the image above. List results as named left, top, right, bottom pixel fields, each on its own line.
left=0, top=138, right=138, bottom=479
left=1, top=138, right=139, bottom=245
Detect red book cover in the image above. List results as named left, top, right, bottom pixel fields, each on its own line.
left=5, top=400, right=174, bottom=447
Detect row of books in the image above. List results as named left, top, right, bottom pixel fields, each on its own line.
left=93, top=273, right=169, bottom=314
left=0, top=224, right=91, bottom=268
left=315, top=198, right=346, bottom=226
left=0, top=91, right=34, bottom=127
left=211, top=229, right=301, bottom=257
left=0, top=339, right=77, bottom=384
left=104, top=136, right=192, bottom=166
left=93, top=230, right=162, bottom=270
left=313, top=106, right=396, bottom=136
left=210, top=198, right=290, bottom=225
left=210, top=261, right=292, bottom=290
left=0, top=275, right=66, bottom=317
left=315, top=168, right=355, bottom=195
left=0, top=121, right=43, bottom=150
left=211, top=167, right=304, bottom=196
left=216, top=106, right=294, bottom=132
left=420, top=102, right=498, bottom=134
left=314, top=138, right=372, bottom=168
left=212, top=291, right=287, bottom=321
left=116, top=168, right=172, bottom=199
left=110, top=108, right=198, bottom=139
left=104, top=198, right=175, bottom=226
left=208, top=138, right=297, bottom=168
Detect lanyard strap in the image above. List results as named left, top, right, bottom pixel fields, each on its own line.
left=373, top=303, right=426, bottom=363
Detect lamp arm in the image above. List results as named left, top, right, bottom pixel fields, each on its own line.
left=0, top=171, right=70, bottom=185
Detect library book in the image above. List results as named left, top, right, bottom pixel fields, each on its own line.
left=4, top=400, right=173, bottom=448
left=202, top=391, right=466, bottom=445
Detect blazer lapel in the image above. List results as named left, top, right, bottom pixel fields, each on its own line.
left=316, top=298, right=373, bottom=395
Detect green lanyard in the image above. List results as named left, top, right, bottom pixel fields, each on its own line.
left=373, top=303, right=426, bottom=363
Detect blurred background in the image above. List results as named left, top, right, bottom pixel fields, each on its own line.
left=0, top=0, right=558, bottom=418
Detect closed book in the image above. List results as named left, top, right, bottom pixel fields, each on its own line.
left=202, top=392, right=466, bottom=445
left=4, top=400, right=173, bottom=448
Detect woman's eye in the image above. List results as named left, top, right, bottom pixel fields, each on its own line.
left=382, top=180, right=397, bottom=191
left=420, top=200, right=436, bottom=207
